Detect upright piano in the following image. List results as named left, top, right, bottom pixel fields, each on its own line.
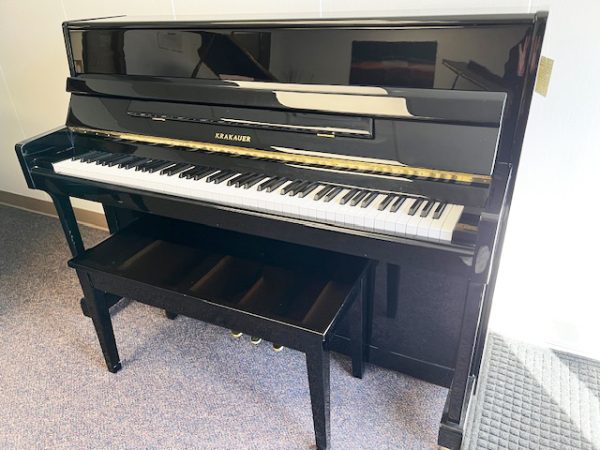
left=16, top=13, right=547, bottom=448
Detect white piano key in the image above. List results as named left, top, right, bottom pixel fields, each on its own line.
left=439, top=205, right=465, bottom=243
left=405, top=201, right=427, bottom=236
left=416, top=201, right=440, bottom=238
left=393, top=198, right=416, bottom=235
left=361, top=194, right=387, bottom=232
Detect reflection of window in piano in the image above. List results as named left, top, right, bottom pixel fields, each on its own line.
left=190, top=32, right=275, bottom=82
left=350, top=41, right=437, bottom=88
left=122, top=30, right=205, bottom=78
left=70, top=30, right=84, bottom=73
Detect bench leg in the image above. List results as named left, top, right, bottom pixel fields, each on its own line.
left=306, top=346, right=330, bottom=450
left=77, top=271, right=122, bottom=373
left=350, top=278, right=366, bottom=379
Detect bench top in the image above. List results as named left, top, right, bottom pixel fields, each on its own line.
left=69, top=215, right=370, bottom=335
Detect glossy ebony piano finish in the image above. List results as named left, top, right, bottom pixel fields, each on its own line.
left=16, top=13, right=547, bottom=449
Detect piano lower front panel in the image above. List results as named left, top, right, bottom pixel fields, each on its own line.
left=332, top=259, right=469, bottom=387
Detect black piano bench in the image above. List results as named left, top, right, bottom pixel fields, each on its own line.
left=68, top=217, right=372, bottom=450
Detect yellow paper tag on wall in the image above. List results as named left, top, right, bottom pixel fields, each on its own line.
left=535, top=56, right=553, bottom=97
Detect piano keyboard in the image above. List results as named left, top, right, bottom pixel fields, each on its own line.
left=52, top=152, right=465, bottom=243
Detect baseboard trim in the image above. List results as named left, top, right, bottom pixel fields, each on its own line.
left=0, top=190, right=108, bottom=230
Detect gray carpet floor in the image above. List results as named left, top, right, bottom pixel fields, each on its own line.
left=464, top=333, right=600, bottom=450
left=0, top=204, right=447, bottom=449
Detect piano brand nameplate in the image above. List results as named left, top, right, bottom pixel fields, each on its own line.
left=214, top=132, right=252, bottom=143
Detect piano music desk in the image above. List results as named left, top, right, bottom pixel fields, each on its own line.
left=68, top=216, right=372, bottom=450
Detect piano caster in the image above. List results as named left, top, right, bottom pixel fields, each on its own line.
left=164, top=310, right=178, bottom=320
left=230, top=330, right=243, bottom=339
left=272, top=344, right=284, bottom=352
left=250, top=336, right=262, bottom=345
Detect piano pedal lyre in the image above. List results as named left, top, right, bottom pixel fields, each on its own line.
left=230, top=330, right=243, bottom=339
left=250, top=336, right=262, bottom=345
left=272, top=344, right=284, bottom=352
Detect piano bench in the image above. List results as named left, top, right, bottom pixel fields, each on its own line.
left=68, top=216, right=372, bottom=450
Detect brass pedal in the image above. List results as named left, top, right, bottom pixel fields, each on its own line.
left=230, top=330, right=243, bottom=339
left=272, top=344, right=284, bottom=352
left=250, top=336, right=262, bottom=345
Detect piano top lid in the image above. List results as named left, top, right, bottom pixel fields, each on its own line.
left=64, top=13, right=542, bottom=29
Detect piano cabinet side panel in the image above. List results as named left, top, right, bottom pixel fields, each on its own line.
left=332, top=257, right=469, bottom=388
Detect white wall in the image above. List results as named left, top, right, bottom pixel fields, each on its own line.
left=490, top=0, right=600, bottom=360
left=0, top=1, right=597, bottom=358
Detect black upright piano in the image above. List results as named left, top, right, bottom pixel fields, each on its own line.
left=16, top=13, right=547, bottom=449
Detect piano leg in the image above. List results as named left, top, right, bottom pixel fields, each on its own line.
left=76, top=270, right=122, bottom=373
left=438, top=281, right=485, bottom=449
left=350, top=277, right=367, bottom=379
left=306, top=345, right=330, bottom=450
left=49, top=193, right=84, bottom=257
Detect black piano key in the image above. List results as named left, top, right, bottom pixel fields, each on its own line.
left=378, top=194, right=396, bottom=211
left=82, top=152, right=108, bottom=163
left=117, top=156, right=143, bottom=168
left=390, top=196, right=407, bottom=213
left=181, top=167, right=203, bottom=179
left=433, top=203, right=447, bottom=220
left=205, top=169, right=228, bottom=183
left=213, top=171, right=236, bottom=184
left=72, top=151, right=99, bottom=161
left=135, top=160, right=157, bottom=171
left=242, top=175, right=265, bottom=189
left=98, top=154, right=123, bottom=165
left=102, top=156, right=122, bottom=167
left=91, top=153, right=115, bottom=165
left=314, top=185, right=333, bottom=201
left=147, top=161, right=173, bottom=173
left=92, top=153, right=116, bottom=164
left=281, top=180, right=303, bottom=195
left=350, top=190, right=369, bottom=206
left=94, top=153, right=115, bottom=164
left=266, top=178, right=288, bottom=193
left=141, top=160, right=168, bottom=172
left=96, top=154, right=120, bottom=165
left=420, top=200, right=436, bottom=217
left=178, top=166, right=200, bottom=178
left=361, top=191, right=379, bottom=208
left=105, top=155, right=131, bottom=167
left=324, top=186, right=343, bottom=202
left=289, top=181, right=311, bottom=196
left=257, top=177, right=279, bottom=192
left=227, top=173, right=251, bottom=186
left=140, top=159, right=168, bottom=173
left=298, top=182, right=319, bottom=198
left=340, top=189, right=359, bottom=205
left=237, top=173, right=260, bottom=187
left=126, top=158, right=151, bottom=169
left=408, top=198, right=424, bottom=216
left=194, top=168, right=218, bottom=180
left=164, top=163, right=194, bottom=176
